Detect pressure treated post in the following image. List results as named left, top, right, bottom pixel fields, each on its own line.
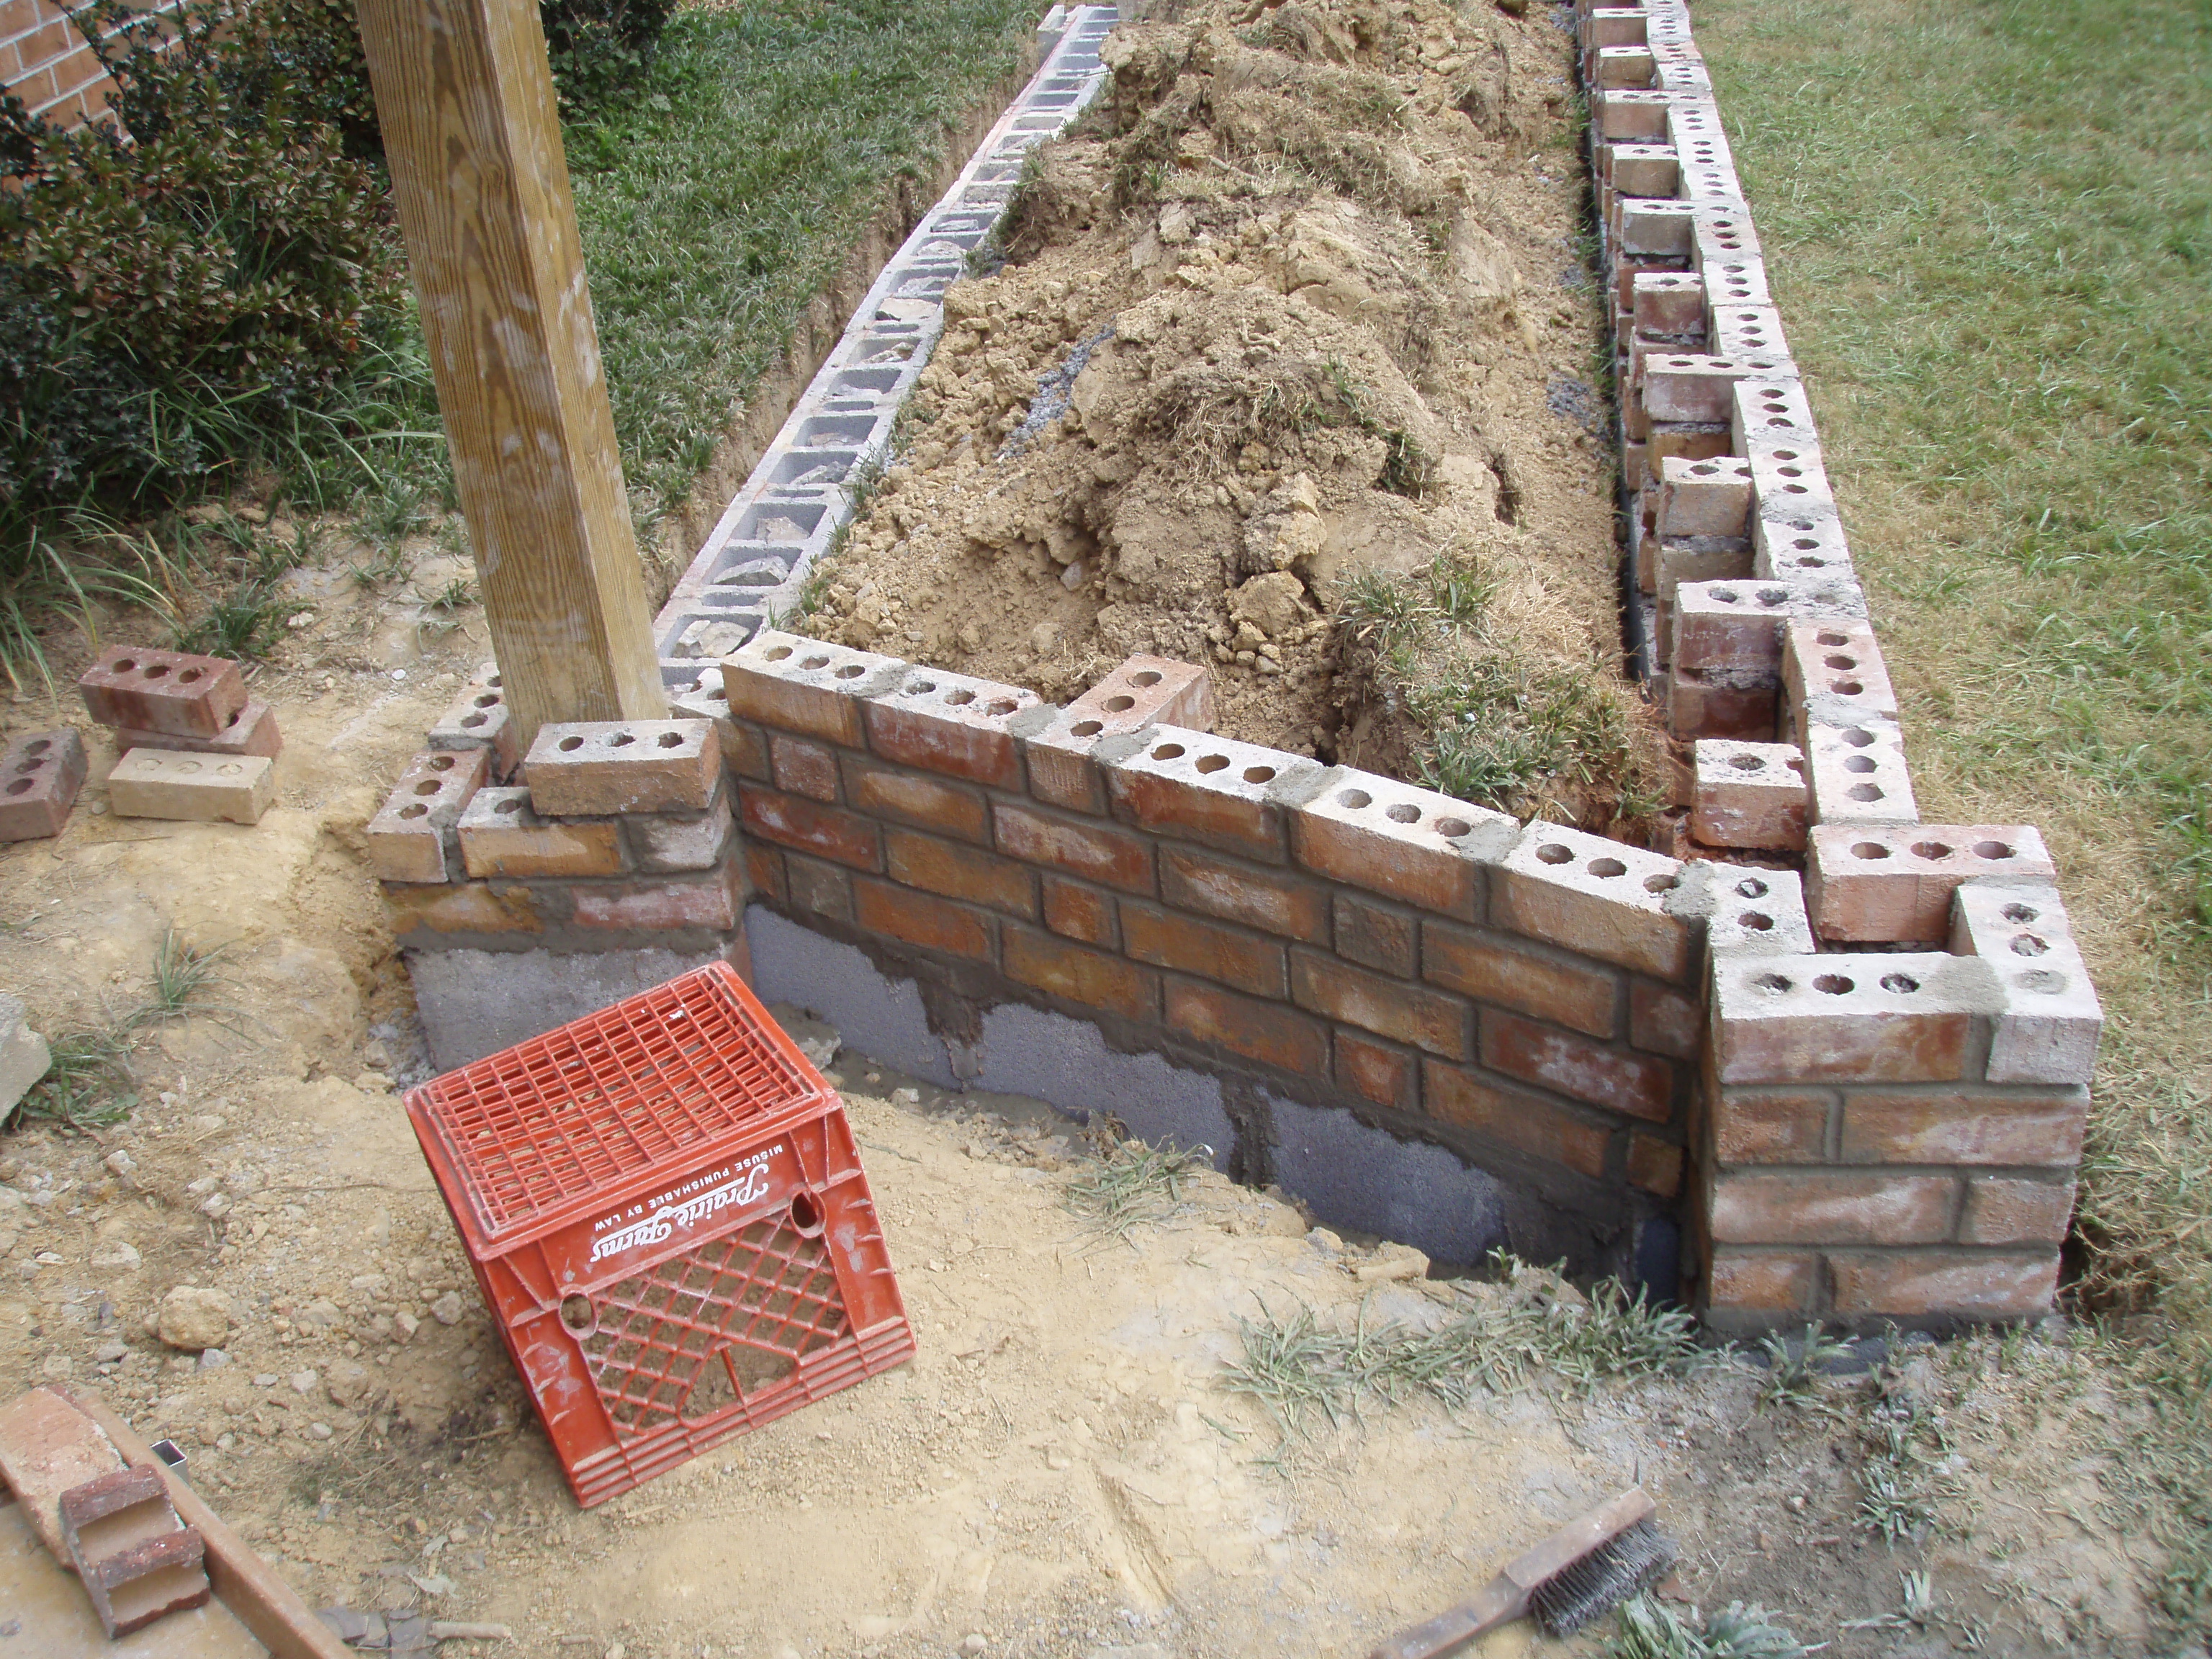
left=355, top=0, right=667, bottom=747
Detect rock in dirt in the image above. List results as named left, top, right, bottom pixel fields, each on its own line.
left=1356, top=1242, right=1431, bottom=1283
left=157, top=1285, right=231, bottom=1351
left=1228, top=572, right=1313, bottom=640
left=430, top=1291, right=465, bottom=1326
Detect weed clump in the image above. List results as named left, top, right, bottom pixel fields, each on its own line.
left=9, top=930, right=222, bottom=1130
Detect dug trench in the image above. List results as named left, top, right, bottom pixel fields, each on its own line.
left=789, top=0, right=1665, bottom=837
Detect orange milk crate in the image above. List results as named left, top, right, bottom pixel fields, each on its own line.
left=403, top=961, right=915, bottom=1507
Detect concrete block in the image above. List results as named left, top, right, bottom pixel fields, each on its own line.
left=525, top=719, right=719, bottom=816
left=1808, top=823, right=2055, bottom=944
left=863, top=665, right=1038, bottom=789
left=78, top=645, right=246, bottom=738
left=1064, top=654, right=1214, bottom=734
left=457, top=786, right=625, bottom=879
left=1673, top=577, right=1866, bottom=675
left=721, top=629, right=908, bottom=747
left=113, top=698, right=281, bottom=763
left=1105, top=726, right=1325, bottom=866
left=1950, top=880, right=2102, bottom=1085
left=1491, top=822, right=1694, bottom=983
left=1270, top=1090, right=1509, bottom=1269
left=1691, top=738, right=1808, bottom=850
left=107, top=748, right=274, bottom=825
left=368, top=748, right=488, bottom=883
left=0, top=992, right=53, bottom=1117
left=1805, top=718, right=1918, bottom=827
left=408, top=944, right=733, bottom=1070
left=1712, top=950, right=2001, bottom=1084
left=1710, top=304, right=1789, bottom=362
left=627, top=789, right=737, bottom=874
left=0, top=727, right=87, bottom=842
left=973, top=999, right=1232, bottom=1169
left=1784, top=618, right=1899, bottom=732
left=428, top=662, right=517, bottom=781
left=1290, top=768, right=1514, bottom=921
left=1656, top=454, right=1753, bottom=539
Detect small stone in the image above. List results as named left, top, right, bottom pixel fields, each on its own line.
left=90, top=1240, right=143, bottom=1269
left=309, top=1422, right=333, bottom=1441
left=962, top=1637, right=989, bottom=1655
left=1304, top=1227, right=1343, bottom=1255
left=1355, top=1243, right=1430, bottom=1284
left=42, top=1354, right=72, bottom=1379
left=302, top=1298, right=343, bottom=1327
left=158, top=1285, right=232, bottom=1352
left=254, top=1373, right=278, bottom=1388
left=430, top=1292, right=465, bottom=1326
left=199, top=1347, right=231, bottom=1369
left=94, top=1340, right=127, bottom=1362
left=104, top=1150, right=136, bottom=1177
left=394, top=1311, right=420, bottom=1341
left=292, top=1369, right=318, bottom=1393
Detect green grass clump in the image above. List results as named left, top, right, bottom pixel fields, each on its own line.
left=1696, top=0, right=2211, bottom=1631
left=1603, top=1597, right=1814, bottom=1659
left=1064, top=1136, right=1210, bottom=1243
left=10, top=931, right=223, bottom=1131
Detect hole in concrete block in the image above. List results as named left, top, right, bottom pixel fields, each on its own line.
left=1974, top=840, right=2015, bottom=860
left=1848, top=784, right=1884, bottom=802
left=1831, top=680, right=1865, bottom=696
left=1822, top=654, right=1859, bottom=671
left=611, top=733, right=636, bottom=748
left=473, top=694, right=500, bottom=709
left=1816, top=630, right=1850, bottom=647
left=1437, top=817, right=1471, bottom=837
left=1813, top=974, right=1853, bottom=995
left=559, top=737, right=584, bottom=752
left=2010, top=933, right=2049, bottom=957
left=1104, top=696, right=1136, bottom=711
left=800, top=655, right=830, bottom=670
left=1756, top=588, right=1789, bottom=606
left=1753, top=972, right=1792, bottom=992
left=909, top=680, right=938, bottom=696
left=4, top=779, right=30, bottom=796
left=1912, top=841, right=1954, bottom=860
left=495, top=799, right=523, bottom=816
left=657, top=732, right=685, bottom=749
left=1738, top=911, right=1773, bottom=930
left=1131, top=670, right=1162, bottom=687
left=1727, top=754, right=1763, bottom=771
left=1339, top=788, right=1372, bottom=809
left=1537, top=842, right=1573, bottom=864
left=1195, top=755, right=1229, bottom=774
left=24, top=739, right=48, bottom=755
left=945, top=689, right=976, bottom=706
left=1879, top=973, right=1920, bottom=994
left=1071, top=720, right=1103, bottom=737
left=985, top=699, right=1019, bottom=716
left=1712, top=588, right=1740, bottom=603
left=1589, top=857, right=1627, bottom=878
left=835, top=665, right=865, bottom=680
left=1385, top=802, right=1420, bottom=823
left=1643, top=873, right=1677, bottom=893
left=1735, top=876, right=1769, bottom=898
left=462, top=714, right=487, bottom=730
left=1246, top=766, right=1277, bottom=784
left=1153, top=743, right=1186, bottom=760
left=765, top=647, right=793, bottom=662
left=1689, top=463, right=1717, bottom=476
left=2000, top=902, right=2039, bottom=924
left=1843, top=756, right=1876, bottom=774
left=399, top=804, right=428, bottom=820
left=1851, top=841, right=1891, bottom=860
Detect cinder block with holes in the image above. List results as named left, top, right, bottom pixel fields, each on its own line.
left=1105, top=727, right=1324, bottom=866
left=1804, top=718, right=1918, bottom=827
left=1691, top=738, right=1807, bottom=850
left=77, top=645, right=246, bottom=739
left=1754, top=508, right=1855, bottom=586
left=1692, top=206, right=1761, bottom=266
left=1783, top=618, right=1898, bottom=729
left=525, top=720, right=719, bottom=817
left=107, top=749, right=274, bottom=825
left=1593, top=42, right=1656, bottom=86
left=863, top=667, right=1038, bottom=789
left=1672, top=577, right=1865, bottom=675
left=1712, top=950, right=2001, bottom=1084
left=1063, top=655, right=1213, bottom=734
left=457, top=785, right=626, bottom=880
left=1290, top=768, right=1516, bottom=921
left=1491, top=822, right=1694, bottom=983
left=368, top=748, right=490, bottom=884
left=429, top=663, right=518, bottom=781
left=1950, top=881, right=2103, bottom=1085
left=1703, top=866, right=1817, bottom=956
left=1698, top=253, right=1771, bottom=310
left=1582, top=6, right=1647, bottom=50
left=1642, top=353, right=1789, bottom=424
left=1807, top=823, right=2055, bottom=944
left=1656, top=454, right=1753, bottom=539
left=1617, top=197, right=1698, bottom=256
left=114, top=698, right=281, bottom=763
left=1604, top=140, right=1678, bottom=200
left=0, top=727, right=87, bottom=842
left=1709, top=304, right=1789, bottom=361
left=1747, top=439, right=1833, bottom=517
left=1732, top=376, right=1818, bottom=449
left=58, top=1464, right=210, bottom=1637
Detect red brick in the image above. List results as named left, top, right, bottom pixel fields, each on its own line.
left=1042, top=876, right=1118, bottom=948
left=1292, top=950, right=1470, bottom=1060
left=745, top=842, right=788, bottom=907
left=1709, top=1172, right=1955, bottom=1246
left=1665, top=667, right=1777, bottom=742
left=1021, top=708, right=1112, bottom=816
left=431, top=670, right=520, bottom=781
left=886, top=827, right=1036, bottom=919
left=367, top=748, right=488, bottom=884
left=739, top=783, right=882, bottom=871
left=1422, top=1061, right=1610, bottom=1180
left=994, top=800, right=1154, bottom=894
left=573, top=873, right=738, bottom=932
left=1481, top=1010, right=1673, bottom=1122
left=1707, top=1249, right=1821, bottom=1316
left=1065, top=655, right=1214, bottom=734
left=722, top=718, right=772, bottom=783
left=1492, top=825, right=1694, bottom=983
left=114, top=698, right=282, bottom=763
left=1629, top=979, right=1701, bottom=1059
left=722, top=631, right=904, bottom=747
left=1712, top=953, right=1984, bottom=1085
left=1332, top=894, right=1416, bottom=978
left=1107, top=729, right=1316, bottom=864
left=863, top=669, right=1036, bottom=788
left=77, top=644, right=246, bottom=739
left=1122, top=903, right=1285, bottom=999
left=385, top=881, right=541, bottom=938
left=1159, top=845, right=1329, bottom=942
left=1959, top=1178, right=2074, bottom=1246
left=1807, top=824, right=2056, bottom=945
left=1291, top=773, right=1511, bottom=919
left=843, top=754, right=989, bottom=842
left=1421, top=923, right=1618, bottom=1039
left=1827, top=1251, right=2057, bottom=1321
left=1005, top=927, right=1157, bottom=1020
left=1166, top=981, right=1328, bottom=1077
left=1712, top=1088, right=1833, bottom=1164
left=786, top=854, right=853, bottom=921
left=1629, top=1134, right=1684, bottom=1197
left=1839, top=1087, right=2087, bottom=1166
left=526, top=719, right=719, bottom=816
left=770, top=733, right=840, bottom=802
left=1690, top=738, right=1807, bottom=850
left=1334, top=1030, right=1417, bottom=1111
left=853, top=878, right=994, bottom=961
left=457, top=786, right=625, bottom=879
left=0, top=727, right=87, bottom=842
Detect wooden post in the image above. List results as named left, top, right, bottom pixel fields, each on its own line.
left=355, top=0, right=667, bottom=748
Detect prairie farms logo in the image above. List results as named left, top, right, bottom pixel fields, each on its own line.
left=586, top=1149, right=777, bottom=1265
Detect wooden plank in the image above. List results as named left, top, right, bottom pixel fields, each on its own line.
left=354, top=0, right=667, bottom=747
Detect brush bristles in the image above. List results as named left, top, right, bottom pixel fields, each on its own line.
left=1527, top=1516, right=1677, bottom=1637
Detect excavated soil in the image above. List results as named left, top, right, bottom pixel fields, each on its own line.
left=799, top=0, right=1646, bottom=796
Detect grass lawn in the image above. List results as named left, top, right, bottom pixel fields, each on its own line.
left=1695, top=0, right=2212, bottom=1630
left=571, top=0, right=1046, bottom=538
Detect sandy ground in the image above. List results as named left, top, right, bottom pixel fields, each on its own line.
left=0, top=553, right=2181, bottom=1658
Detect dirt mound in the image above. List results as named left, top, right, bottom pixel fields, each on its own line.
left=797, top=0, right=1653, bottom=823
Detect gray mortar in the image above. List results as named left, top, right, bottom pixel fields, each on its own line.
left=408, top=945, right=731, bottom=1069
